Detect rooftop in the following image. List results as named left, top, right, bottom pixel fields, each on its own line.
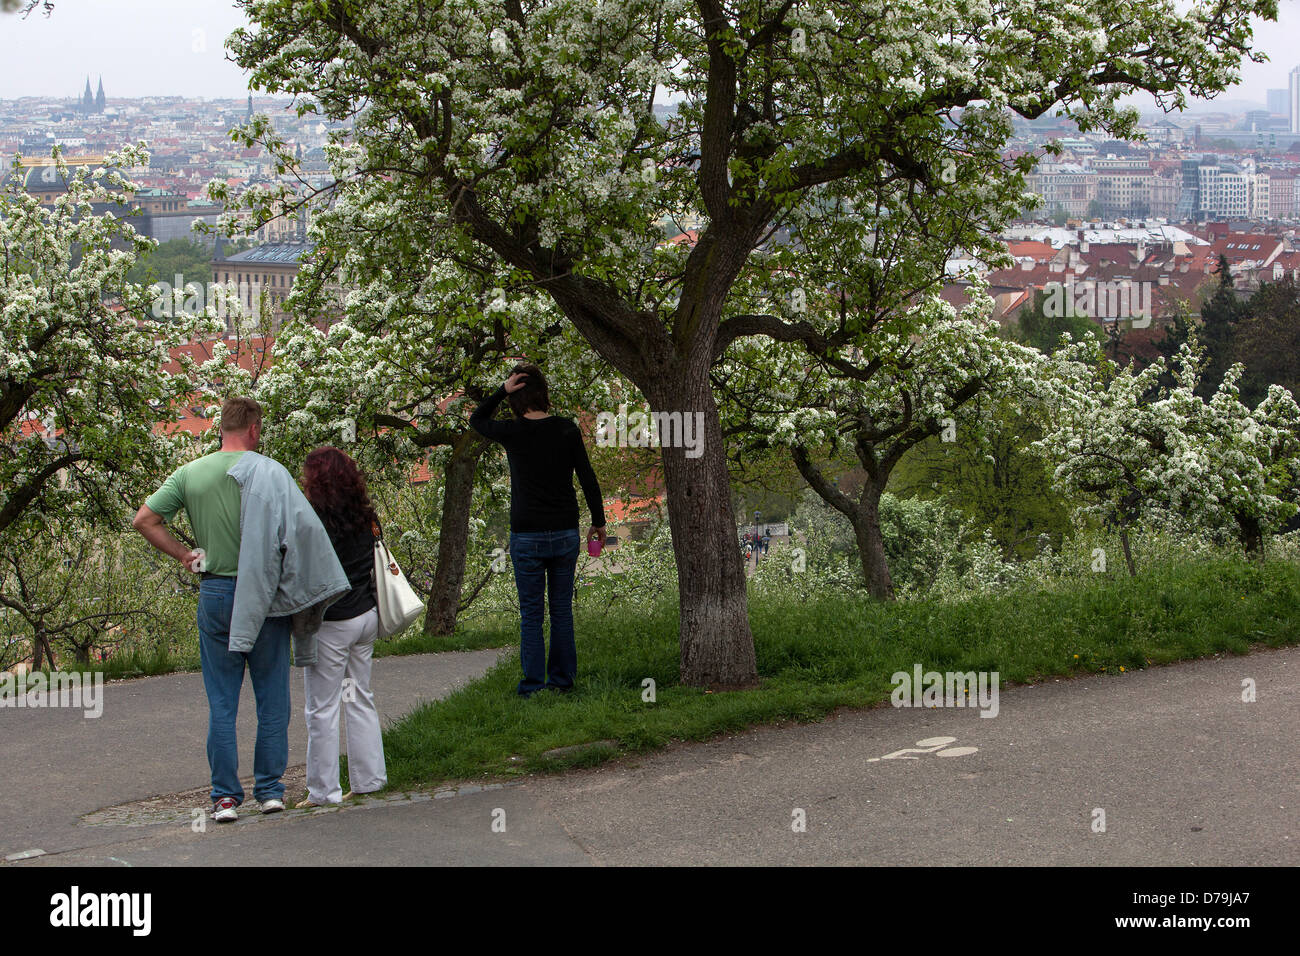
left=218, top=241, right=314, bottom=264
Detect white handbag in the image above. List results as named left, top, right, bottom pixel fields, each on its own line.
left=372, top=526, right=424, bottom=638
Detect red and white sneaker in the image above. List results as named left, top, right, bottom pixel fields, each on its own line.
left=213, top=797, right=238, bottom=823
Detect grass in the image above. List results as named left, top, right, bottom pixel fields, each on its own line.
left=97, top=641, right=193, bottom=680
left=18, top=608, right=518, bottom=681
left=379, top=556, right=1300, bottom=789
left=372, top=612, right=517, bottom=657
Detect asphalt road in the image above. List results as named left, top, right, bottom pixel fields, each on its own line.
left=3, top=645, right=1295, bottom=866
left=0, top=647, right=507, bottom=860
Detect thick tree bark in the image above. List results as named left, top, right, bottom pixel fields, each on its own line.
left=852, top=481, right=894, bottom=600
left=646, top=372, right=758, bottom=689
left=423, top=430, right=490, bottom=637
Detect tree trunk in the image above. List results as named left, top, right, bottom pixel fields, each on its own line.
left=647, top=374, right=757, bottom=689
left=1118, top=526, right=1137, bottom=577
left=789, top=445, right=896, bottom=600
left=515, top=223, right=760, bottom=688
left=853, top=481, right=894, bottom=600
left=31, top=628, right=53, bottom=670
left=422, top=430, right=489, bottom=637
left=1236, top=513, right=1263, bottom=559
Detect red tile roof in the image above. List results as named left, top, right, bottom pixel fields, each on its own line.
left=986, top=264, right=1074, bottom=291
left=1071, top=243, right=1142, bottom=268
left=1005, top=240, right=1056, bottom=260
left=1206, top=233, right=1284, bottom=266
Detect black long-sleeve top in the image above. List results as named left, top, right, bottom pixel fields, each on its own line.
left=322, top=522, right=378, bottom=621
left=470, top=387, right=606, bottom=533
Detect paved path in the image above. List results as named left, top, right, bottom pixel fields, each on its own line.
left=3, top=645, right=1296, bottom=866
left=0, top=648, right=507, bottom=860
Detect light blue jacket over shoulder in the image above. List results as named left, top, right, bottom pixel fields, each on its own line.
left=225, top=451, right=350, bottom=662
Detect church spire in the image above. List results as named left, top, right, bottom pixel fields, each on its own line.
left=95, top=75, right=105, bottom=112
left=82, top=76, right=93, bottom=112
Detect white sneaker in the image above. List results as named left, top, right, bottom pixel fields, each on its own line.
left=213, top=797, right=238, bottom=823
left=260, top=798, right=285, bottom=814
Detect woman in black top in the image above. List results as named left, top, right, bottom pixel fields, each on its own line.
left=297, top=446, right=387, bottom=805
left=471, top=363, right=606, bottom=697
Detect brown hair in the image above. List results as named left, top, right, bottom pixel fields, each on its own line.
left=302, top=446, right=380, bottom=539
left=220, top=396, right=263, bottom=434
left=506, top=363, right=549, bottom=417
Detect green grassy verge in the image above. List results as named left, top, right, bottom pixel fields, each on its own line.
left=372, top=612, right=517, bottom=657
left=94, top=642, right=193, bottom=680
left=380, top=557, right=1300, bottom=788
left=31, top=610, right=518, bottom=681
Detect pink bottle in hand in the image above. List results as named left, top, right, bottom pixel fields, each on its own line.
left=587, top=536, right=602, bottom=557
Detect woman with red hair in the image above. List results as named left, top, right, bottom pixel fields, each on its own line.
left=297, top=446, right=387, bottom=806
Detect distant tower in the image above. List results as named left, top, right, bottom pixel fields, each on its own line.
left=81, top=76, right=93, bottom=113
left=95, top=76, right=105, bottom=113
left=1291, top=65, right=1300, bottom=135
left=247, top=93, right=253, bottom=118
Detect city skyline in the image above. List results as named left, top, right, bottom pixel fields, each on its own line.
left=1, top=0, right=1300, bottom=107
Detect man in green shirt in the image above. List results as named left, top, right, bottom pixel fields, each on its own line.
left=132, top=396, right=292, bottom=822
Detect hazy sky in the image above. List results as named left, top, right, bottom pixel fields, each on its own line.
left=1, top=0, right=1298, bottom=105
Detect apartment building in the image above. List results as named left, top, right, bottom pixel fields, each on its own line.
left=1199, top=161, right=1253, bottom=218
left=1026, top=162, right=1097, bottom=217
left=211, top=240, right=312, bottom=333
left=1260, top=171, right=1297, bottom=219
left=1092, top=155, right=1153, bottom=218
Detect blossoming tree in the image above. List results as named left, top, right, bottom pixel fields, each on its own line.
left=0, top=146, right=207, bottom=537
left=1035, top=341, right=1300, bottom=574
left=721, top=297, right=1041, bottom=598
left=225, top=0, right=1273, bottom=686
left=715, top=156, right=1041, bottom=599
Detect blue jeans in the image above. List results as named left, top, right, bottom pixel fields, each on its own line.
left=509, top=529, right=580, bottom=695
left=196, top=577, right=292, bottom=805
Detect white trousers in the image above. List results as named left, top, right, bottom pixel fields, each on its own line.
left=303, top=607, right=387, bottom=803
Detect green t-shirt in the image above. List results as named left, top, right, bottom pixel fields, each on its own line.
left=145, top=451, right=247, bottom=576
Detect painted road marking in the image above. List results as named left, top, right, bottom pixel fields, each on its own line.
left=867, top=736, right=979, bottom=762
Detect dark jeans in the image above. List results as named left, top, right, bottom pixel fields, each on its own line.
left=509, top=529, right=580, bottom=695
left=196, top=576, right=292, bottom=805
